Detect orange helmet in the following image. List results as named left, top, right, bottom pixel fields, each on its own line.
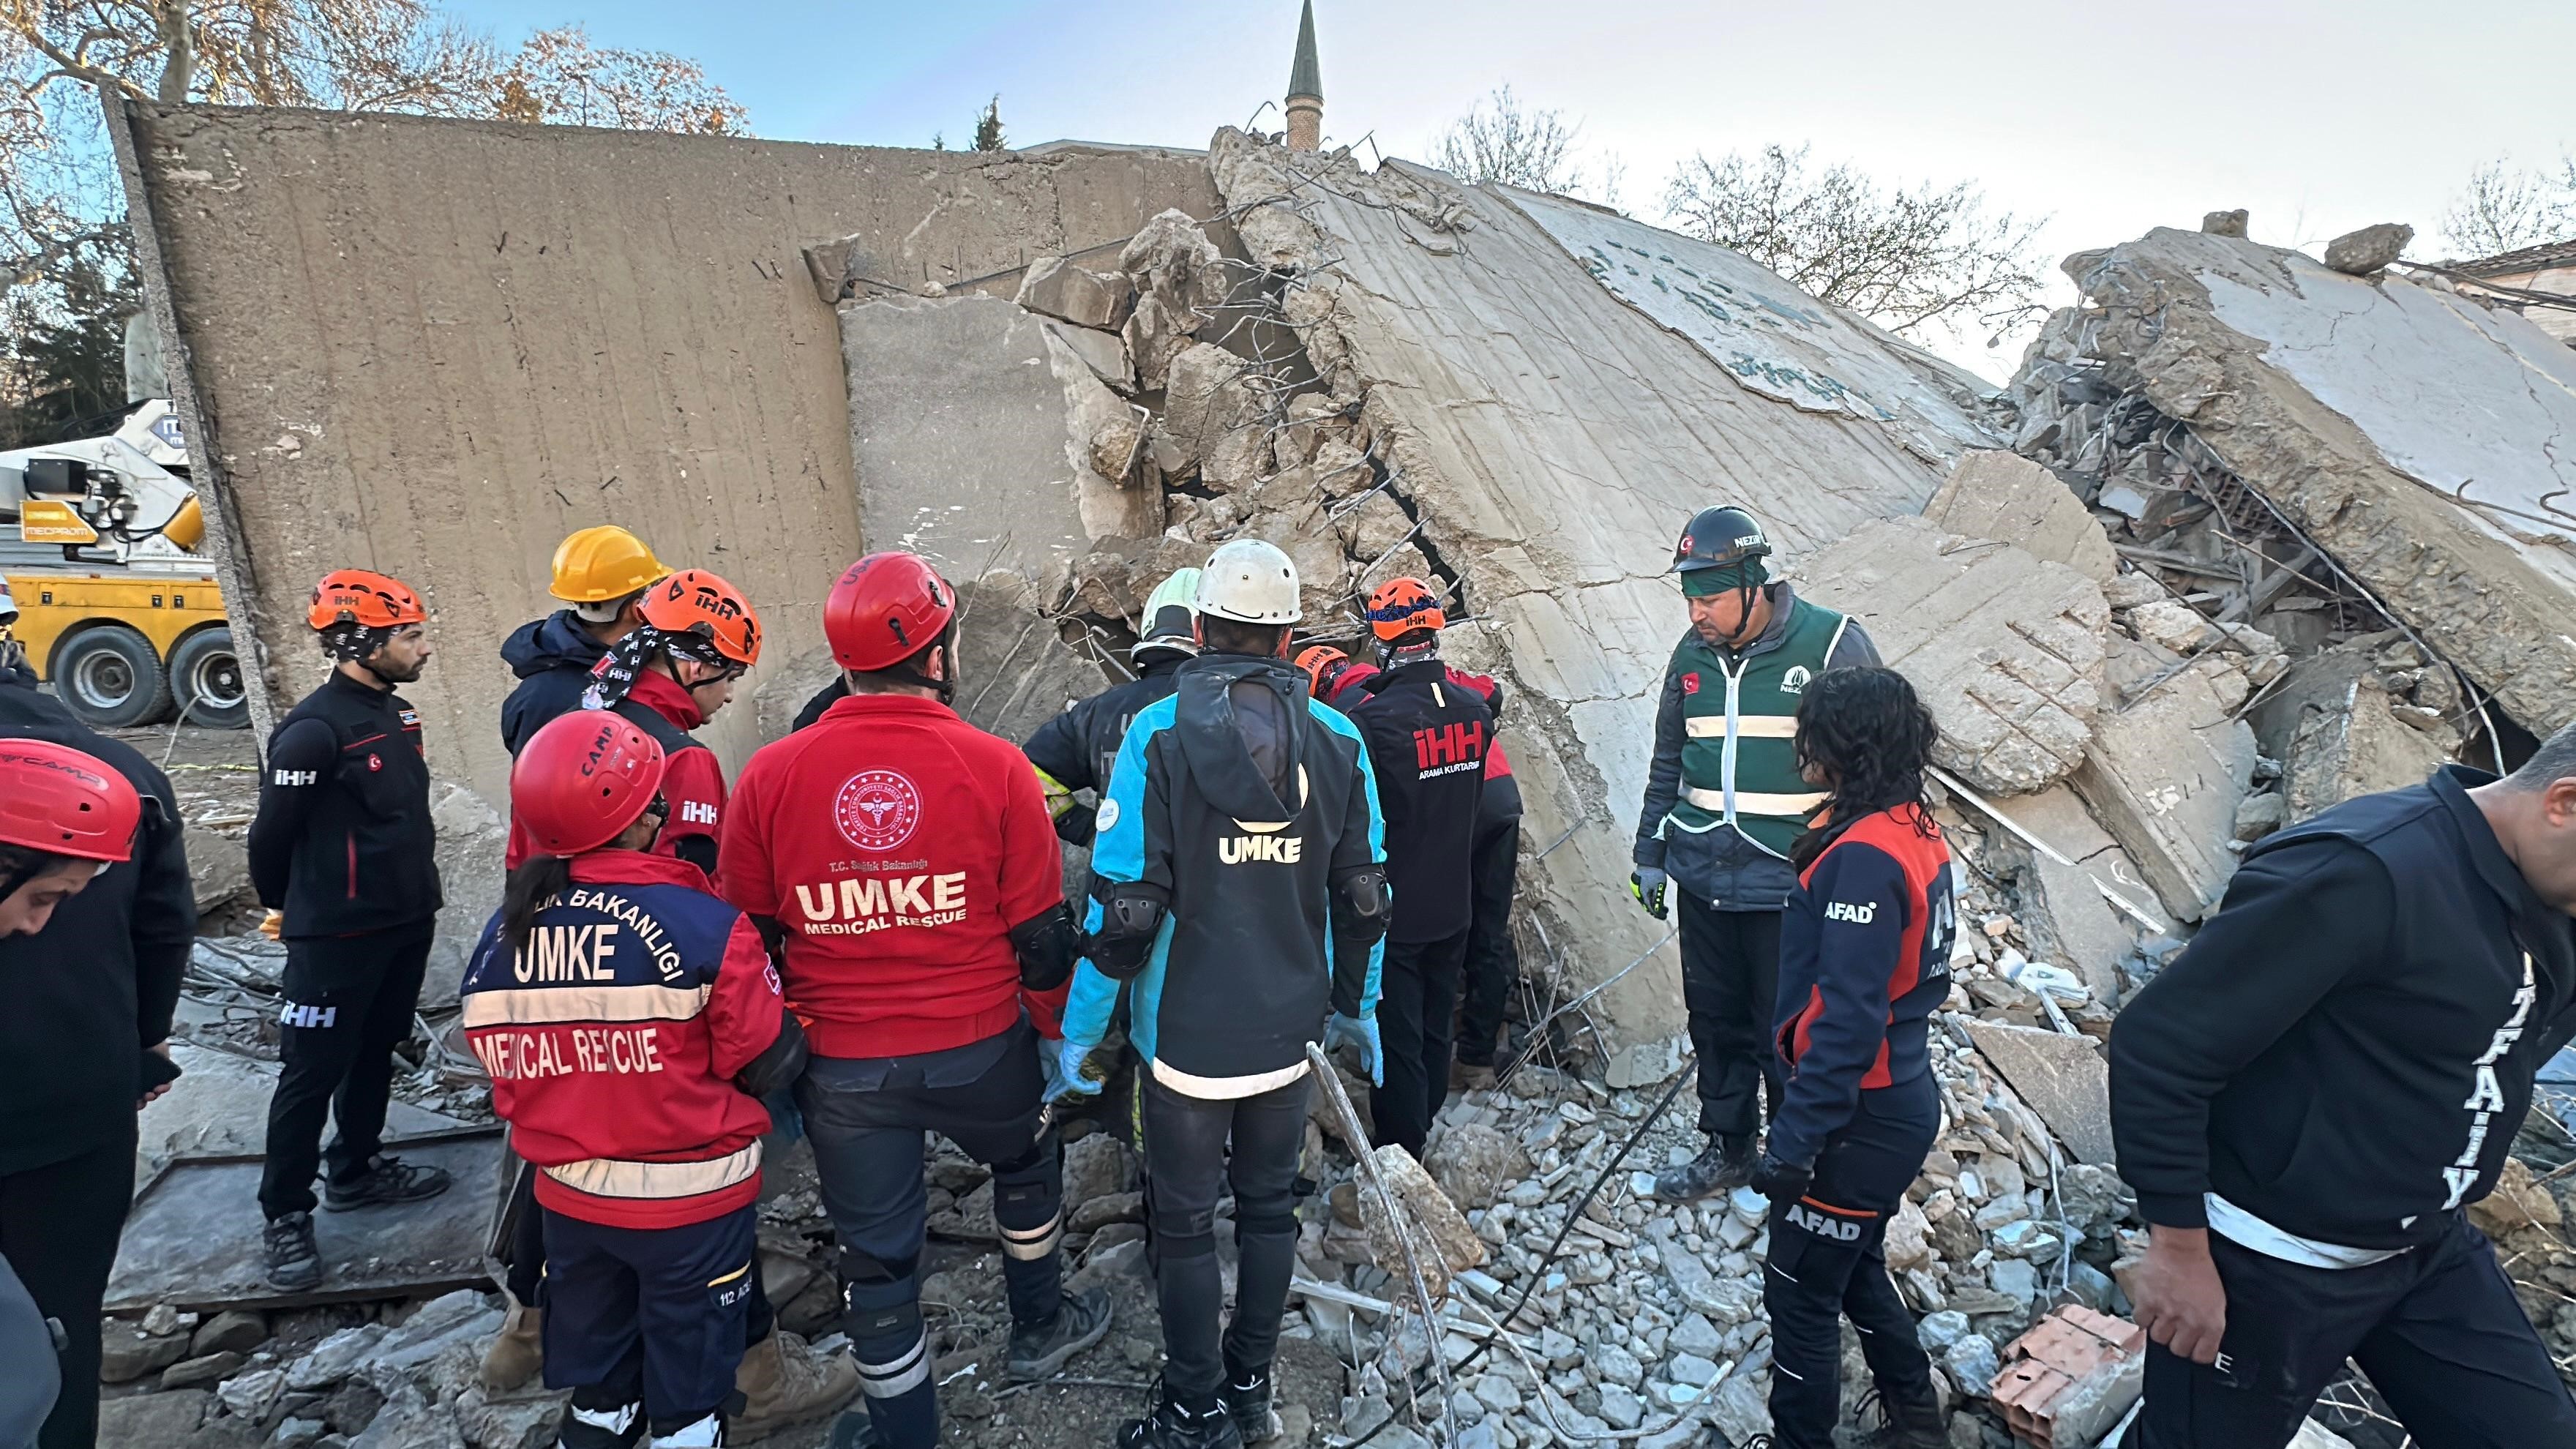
left=1364, top=576, right=1445, bottom=642
left=1295, top=645, right=1349, bottom=697
left=307, top=569, right=426, bottom=632
left=640, top=569, right=761, bottom=669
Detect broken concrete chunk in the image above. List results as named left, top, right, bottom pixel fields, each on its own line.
left=1422, top=1123, right=1530, bottom=1213
left=2074, top=656, right=2257, bottom=921
left=2469, top=1155, right=2564, bottom=1235
left=1015, top=255, right=1136, bottom=331
left=2250, top=651, right=2453, bottom=824
left=1977, top=785, right=2146, bottom=1000
left=1963, top=1021, right=2113, bottom=1167
left=1358, top=1145, right=1486, bottom=1304
left=2323, top=222, right=2412, bottom=275
left=1120, top=208, right=1228, bottom=314
left=2126, top=599, right=2218, bottom=654
left=1923, top=451, right=2118, bottom=583
left=2101, top=573, right=2165, bottom=610
left=2233, top=791, right=2288, bottom=841
left=1044, top=319, right=1134, bottom=392
left=2201, top=209, right=2249, bottom=237
left=1123, top=292, right=1197, bottom=392
left=1161, top=342, right=1274, bottom=492
left=1804, top=515, right=2109, bottom=797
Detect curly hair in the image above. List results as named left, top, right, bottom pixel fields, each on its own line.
left=1790, top=666, right=1940, bottom=869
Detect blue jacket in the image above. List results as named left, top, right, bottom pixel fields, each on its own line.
left=499, top=610, right=610, bottom=757
left=1061, top=654, right=1386, bottom=1093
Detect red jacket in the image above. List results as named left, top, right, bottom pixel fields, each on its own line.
left=460, top=851, right=784, bottom=1229
left=719, top=693, right=1066, bottom=1059
left=504, top=669, right=729, bottom=871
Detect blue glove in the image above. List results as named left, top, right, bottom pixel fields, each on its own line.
left=1044, top=1037, right=1103, bottom=1103
left=1325, top=1013, right=1383, bottom=1087
left=1630, top=867, right=1669, bottom=921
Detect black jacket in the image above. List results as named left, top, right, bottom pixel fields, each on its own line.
left=498, top=610, right=610, bottom=756
left=2110, top=765, right=2576, bottom=1251
left=1348, top=658, right=1493, bottom=943
left=0, top=669, right=196, bottom=1176
left=249, top=670, right=442, bottom=939
left=1023, top=654, right=1187, bottom=845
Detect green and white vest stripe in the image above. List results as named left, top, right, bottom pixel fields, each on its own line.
left=1660, top=599, right=1849, bottom=859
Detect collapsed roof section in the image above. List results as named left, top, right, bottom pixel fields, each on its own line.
left=2008, top=228, right=2576, bottom=737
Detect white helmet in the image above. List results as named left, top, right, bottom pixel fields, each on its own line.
left=1195, top=539, right=1302, bottom=625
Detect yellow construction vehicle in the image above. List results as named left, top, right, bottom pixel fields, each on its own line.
left=1, top=400, right=246, bottom=728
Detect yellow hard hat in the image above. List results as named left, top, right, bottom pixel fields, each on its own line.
left=550, top=525, right=670, bottom=604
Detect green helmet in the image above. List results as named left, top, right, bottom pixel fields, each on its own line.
left=1134, top=568, right=1202, bottom=662
left=1674, top=505, right=1772, bottom=597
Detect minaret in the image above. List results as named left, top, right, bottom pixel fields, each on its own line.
left=1285, top=0, right=1323, bottom=153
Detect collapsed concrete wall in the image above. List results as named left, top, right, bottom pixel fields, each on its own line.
left=110, top=97, right=1219, bottom=805
left=2009, top=228, right=2576, bottom=737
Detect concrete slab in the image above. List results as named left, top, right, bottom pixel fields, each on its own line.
left=138, top=1044, right=468, bottom=1177
left=2073, top=656, right=2257, bottom=921
left=1803, top=515, right=2111, bottom=797
left=1979, top=785, right=2147, bottom=1000
left=108, top=1127, right=501, bottom=1314
left=2250, top=648, right=2453, bottom=823
left=1965, top=1021, right=2114, bottom=1167
left=1925, top=451, right=2119, bottom=584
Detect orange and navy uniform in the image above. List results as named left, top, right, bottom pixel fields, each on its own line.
left=460, top=850, right=786, bottom=1229
left=503, top=667, right=729, bottom=875
left=1769, top=804, right=1955, bottom=1168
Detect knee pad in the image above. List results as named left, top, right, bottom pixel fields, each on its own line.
left=991, top=1134, right=1064, bottom=1262
left=844, top=1298, right=928, bottom=1401
left=1232, top=1199, right=1299, bottom=1241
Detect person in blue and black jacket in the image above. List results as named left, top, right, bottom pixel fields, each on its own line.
left=1049, top=540, right=1390, bottom=1449
left=1749, top=667, right=1954, bottom=1449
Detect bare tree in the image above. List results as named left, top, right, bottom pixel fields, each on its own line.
left=1431, top=85, right=1621, bottom=206
left=493, top=28, right=745, bottom=133
left=1662, top=143, right=2048, bottom=342
left=2439, top=155, right=2576, bottom=258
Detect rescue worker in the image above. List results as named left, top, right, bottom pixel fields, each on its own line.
left=1346, top=577, right=1491, bottom=1161
left=1049, top=539, right=1390, bottom=1449
left=2111, top=729, right=2576, bottom=1445
left=719, top=552, right=1107, bottom=1449
left=498, top=525, right=672, bottom=755
left=463, top=711, right=811, bottom=1449
left=1750, top=668, right=1951, bottom=1449
left=1023, top=569, right=1201, bottom=845
left=485, top=569, right=848, bottom=1437
left=1302, top=646, right=1522, bottom=1087
left=0, top=734, right=191, bottom=1449
left=252, top=570, right=449, bottom=1291
left=1632, top=506, right=1879, bottom=1201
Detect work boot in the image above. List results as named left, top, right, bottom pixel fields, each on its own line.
left=477, top=1290, right=543, bottom=1390
left=1855, top=1382, right=1947, bottom=1448
left=262, top=1212, right=323, bottom=1292
left=322, top=1155, right=454, bottom=1210
left=1219, top=1362, right=1281, bottom=1444
left=1654, top=1135, right=1756, bottom=1202
left=823, top=1411, right=885, bottom=1449
left=1450, top=1058, right=1496, bottom=1093
left=555, top=1401, right=643, bottom=1449
left=1006, top=1285, right=1112, bottom=1379
left=1116, top=1379, right=1244, bottom=1449
left=732, top=1328, right=858, bottom=1439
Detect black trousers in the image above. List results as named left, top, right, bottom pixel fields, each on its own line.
left=798, top=1022, right=1063, bottom=1449
left=2136, top=1213, right=2576, bottom=1447
left=541, top=1205, right=757, bottom=1433
left=258, top=921, right=434, bottom=1219
left=1762, top=1075, right=1938, bottom=1449
left=0, top=1123, right=136, bottom=1449
left=1140, top=1073, right=1309, bottom=1408
left=1374, top=931, right=1470, bottom=1161
left=1453, top=782, right=1524, bottom=1069
left=1676, top=895, right=1783, bottom=1142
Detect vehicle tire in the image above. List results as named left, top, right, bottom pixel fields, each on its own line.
left=52, top=624, right=174, bottom=729
left=170, top=626, right=250, bottom=730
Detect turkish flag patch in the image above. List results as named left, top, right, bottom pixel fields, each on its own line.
left=1681, top=673, right=1701, bottom=696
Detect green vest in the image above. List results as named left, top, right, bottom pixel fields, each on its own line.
left=1663, top=599, right=1849, bottom=858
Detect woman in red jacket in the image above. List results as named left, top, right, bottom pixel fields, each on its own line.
left=1750, top=667, right=1955, bottom=1449
left=463, top=711, right=807, bottom=1449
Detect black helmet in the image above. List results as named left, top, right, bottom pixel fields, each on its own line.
left=1674, top=506, right=1772, bottom=595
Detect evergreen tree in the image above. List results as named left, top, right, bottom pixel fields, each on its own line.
left=973, top=95, right=1005, bottom=152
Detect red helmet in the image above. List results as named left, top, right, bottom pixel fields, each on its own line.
left=1365, top=576, right=1445, bottom=642
left=640, top=569, right=763, bottom=668
left=1294, top=645, right=1349, bottom=697
left=0, top=738, right=140, bottom=863
left=308, top=569, right=427, bottom=632
left=826, top=553, right=956, bottom=671
left=511, top=711, right=668, bottom=857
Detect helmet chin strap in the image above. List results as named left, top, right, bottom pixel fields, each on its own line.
left=877, top=623, right=959, bottom=705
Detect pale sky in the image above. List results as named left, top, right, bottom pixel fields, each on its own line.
left=448, top=0, right=2576, bottom=381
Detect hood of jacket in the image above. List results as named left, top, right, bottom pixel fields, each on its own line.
left=1174, top=654, right=1307, bottom=825
left=501, top=610, right=610, bottom=681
